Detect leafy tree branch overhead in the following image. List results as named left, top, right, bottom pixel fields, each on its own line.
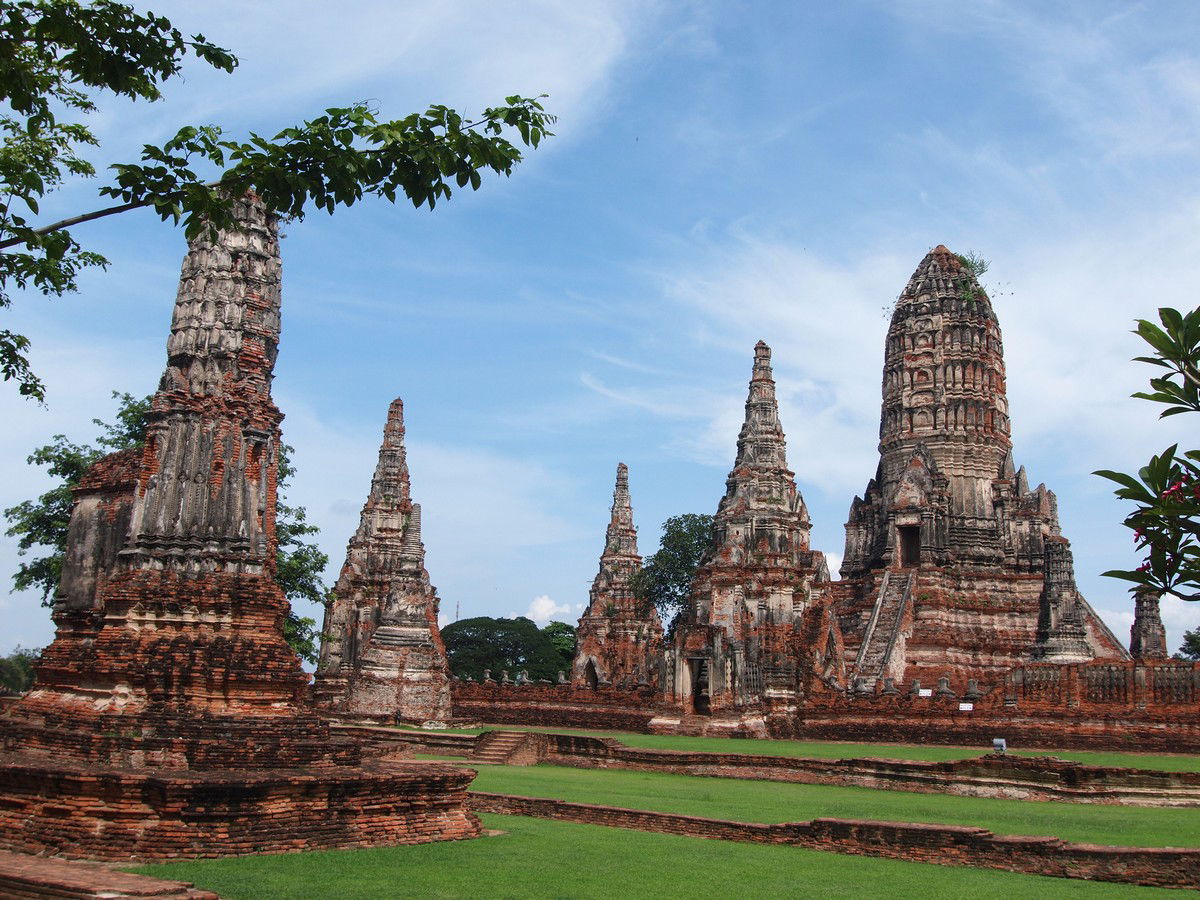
left=0, top=0, right=554, bottom=401
left=1096, top=306, right=1200, bottom=601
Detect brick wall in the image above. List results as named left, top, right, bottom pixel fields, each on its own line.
left=452, top=682, right=657, bottom=731
left=468, top=791, right=1200, bottom=889
left=0, top=754, right=481, bottom=861
left=539, top=733, right=1200, bottom=806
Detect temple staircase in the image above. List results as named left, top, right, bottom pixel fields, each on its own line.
left=853, top=571, right=914, bottom=690
left=472, top=730, right=530, bottom=765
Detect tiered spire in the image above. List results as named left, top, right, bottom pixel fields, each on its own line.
left=584, top=462, right=643, bottom=615
left=124, top=193, right=284, bottom=570
left=315, top=397, right=450, bottom=722
left=711, top=341, right=810, bottom=562
left=1130, top=590, right=1169, bottom=660
left=349, top=397, right=418, bottom=559
left=880, top=245, right=1010, bottom=463
left=573, top=463, right=661, bottom=689
left=1034, top=539, right=1094, bottom=663
left=604, top=462, right=639, bottom=560
left=733, top=341, right=791, bottom=474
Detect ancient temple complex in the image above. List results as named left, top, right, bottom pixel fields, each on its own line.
left=572, top=463, right=663, bottom=689
left=833, top=246, right=1127, bottom=690
left=316, top=398, right=452, bottom=723
left=663, top=342, right=832, bottom=721
left=0, top=195, right=477, bottom=859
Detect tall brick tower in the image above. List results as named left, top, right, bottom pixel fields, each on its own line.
left=316, top=397, right=452, bottom=723
left=836, top=246, right=1127, bottom=690
left=667, top=342, right=830, bottom=721
left=0, top=195, right=478, bottom=859
left=572, top=462, right=663, bottom=689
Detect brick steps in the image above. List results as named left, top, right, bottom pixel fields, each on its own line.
left=0, top=850, right=216, bottom=899
left=472, top=731, right=528, bottom=764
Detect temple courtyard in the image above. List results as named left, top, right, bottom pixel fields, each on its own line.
left=116, top=726, right=1198, bottom=898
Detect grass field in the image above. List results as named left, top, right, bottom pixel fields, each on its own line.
left=399, top=724, right=1200, bottom=772
left=463, top=763, right=1200, bottom=847
left=131, top=814, right=1179, bottom=899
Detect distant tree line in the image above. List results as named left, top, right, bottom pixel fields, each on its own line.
left=441, top=617, right=575, bottom=682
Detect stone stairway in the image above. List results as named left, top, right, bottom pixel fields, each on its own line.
left=473, top=730, right=529, bottom=764
left=854, top=571, right=914, bottom=689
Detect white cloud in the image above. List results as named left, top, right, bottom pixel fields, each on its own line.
left=883, top=1, right=1200, bottom=162
left=524, top=594, right=572, bottom=626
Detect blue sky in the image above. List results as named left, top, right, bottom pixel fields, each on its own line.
left=3, top=0, right=1199, bottom=656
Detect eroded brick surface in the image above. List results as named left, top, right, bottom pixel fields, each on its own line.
left=571, top=463, right=664, bottom=691
left=315, top=398, right=451, bottom=724
left=0, top=195, right=479, bottom=860
left=663, top=342, right=833, bottom=721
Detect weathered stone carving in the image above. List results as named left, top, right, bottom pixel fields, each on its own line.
left=834, top=246, right=1128, bottom=688
left=315, top=398, right=452, bottom=723
left=572, top=463, right=663, bottom=690
left=0, top=195, right=478, bottom=859
left=665, top=342, right=831, bottom=719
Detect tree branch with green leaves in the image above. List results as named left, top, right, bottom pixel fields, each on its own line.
left=1095, top=306, right=1200, bottom=601
left=0, top=0, right=553, bottom=400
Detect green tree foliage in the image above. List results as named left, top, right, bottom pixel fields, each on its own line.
left=630, top=513, right=714, bottom=628
left=3, top=389, right=148, bottom=600
left=3, top=391, right=330, bottom=662
left=440, top=616, right=569, bottom=682
left=0, top=645, right=39, bottom=693
left=1177, top=627, right=1200, bottom=661
left=540, top=620, right=577, bottom=671
left=1096, top=306, right=1200, bottom=601
left=0, top=0, right=554, bottom=400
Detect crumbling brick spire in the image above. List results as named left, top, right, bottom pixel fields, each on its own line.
left=23, top=193, right=311, bottom=722
left=606, top=462, right=639, bottom=559
left=0, top=198, right=482, bottom=859
left=125, top=194, right=284, bottom=571
left=838, top=246, right=1127, bottom=687
left=1129, top=589, right=1169, bottom=660
left=572, top=463, right=662, bottom=689
left=1034, top=538, right=1094, bottom=663
left=712, top=340, right=811, bottom=567
left=315, top=397, right=450, bottom=723
left=666, top=341, right=829, bottom=716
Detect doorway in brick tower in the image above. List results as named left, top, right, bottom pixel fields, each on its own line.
left=898, top=524, right=920, bottom=568
left=691, top=658, right=711, bottom=715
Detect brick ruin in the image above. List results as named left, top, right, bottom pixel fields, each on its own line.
left=455, top=245, right=1198, bottom=746
left=1129, top=589, right=1169, bottom=661
left=659, top=342, right=833, bottom=725
left=315, top=397, right=452, bottom=723
left=571, top=463, right=664, bottom=690
left=0, top=195, right=478, bottom=859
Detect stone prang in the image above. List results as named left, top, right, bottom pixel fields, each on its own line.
left=0, top=195, right=479, bottom=860
left=833, top=246, right=1127, bottom=689
left=1129, top=590, right=1169, bottom=661
left=316, top=397, right=451, bottom=723
left=572, top=463, right=663, bottom=690
left=665, top=342, right=831, bottom=719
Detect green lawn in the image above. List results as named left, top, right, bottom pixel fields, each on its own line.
left=466, top=763, right=1200, bottom=848
left=131, top=814, right=1176, bottom=899
left=397, top=723, right=1200, bottom=772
